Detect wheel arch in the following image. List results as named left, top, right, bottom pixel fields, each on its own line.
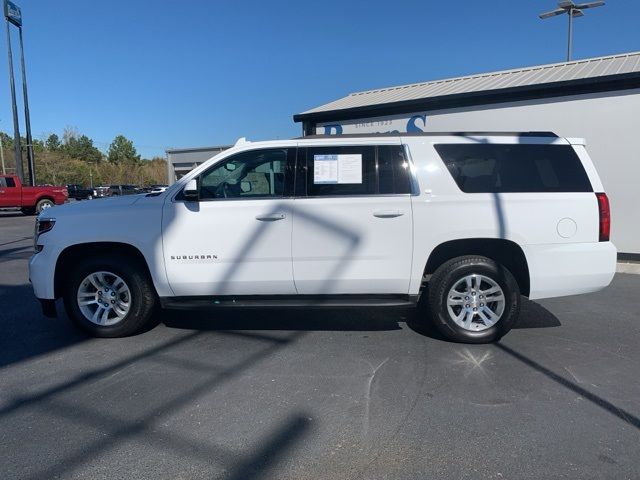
left=54, top=242, right=154, bottom=298
left=35, top=195, right=55, bottom=205
left=424, top=238, right=530, bottom=297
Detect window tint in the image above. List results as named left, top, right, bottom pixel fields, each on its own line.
left=434, top=144, right=592, bottom=193
left=199, top=148, right=290, bottom=200
left=305, top=146, right=376, bottom=196
left=1, top=177, right=15, bottom=187
left=378, top=145, right=412, bottom=194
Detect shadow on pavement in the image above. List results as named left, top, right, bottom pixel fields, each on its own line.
left=496, top=343, right=640, bottom=430
left=0, top=321, right=311, bottom=479
left=0, top=284, right=87, bottom=369
left=0, top=211, right=29, bottom=219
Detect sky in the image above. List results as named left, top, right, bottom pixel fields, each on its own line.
left=0, top=0, right=638, bottom=159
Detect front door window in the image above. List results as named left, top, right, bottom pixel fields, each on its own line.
left=198, top=149, right=290, bottom=200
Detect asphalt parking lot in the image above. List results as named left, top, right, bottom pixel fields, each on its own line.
left=0, top=210, right=639, bottom=480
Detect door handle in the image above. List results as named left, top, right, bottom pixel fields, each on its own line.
left=373, top=210, right=404, bottom=218
left=255, top=213, right=286, bottom=221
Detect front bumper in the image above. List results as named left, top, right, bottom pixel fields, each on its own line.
left=28, top=244, right=62, bottom=300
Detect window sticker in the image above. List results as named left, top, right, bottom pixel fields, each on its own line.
left=313, top=155, right=338, bottom=184
left=337, top=154, right=362, bottom=184
left=313, top=154, right=362, bottom=184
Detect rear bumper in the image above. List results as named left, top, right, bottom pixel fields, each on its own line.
left=524, top=242, right=617, bottom=300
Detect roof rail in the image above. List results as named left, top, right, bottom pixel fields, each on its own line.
left=296, top=131, right=558, bottom=139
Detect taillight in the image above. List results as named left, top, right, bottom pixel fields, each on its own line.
left=595, top=192, right=610, bottom=242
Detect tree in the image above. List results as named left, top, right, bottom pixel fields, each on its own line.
left=45, top=133, right=61, bottom=151
left=0, top=131, right=12, bottom=149
left=63, top=134, right=103, bottom=163
left=62, top=126, right=79, bottom=145
left=107, top=134, right=140, bottom=164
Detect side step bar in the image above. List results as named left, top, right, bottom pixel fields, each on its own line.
left=159, top=294, right=419, bottom=310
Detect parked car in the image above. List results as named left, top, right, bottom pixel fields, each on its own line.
left=0, top=174, right=68, bottom=215
left=66, top=184, right=96, bottom=200
left=149, top=184, right=168, bottom=194
left=29, top=132, right=616, bottom=342
left=137, top=185, right=165, bottom=194
left=94, top=186, right=111, bottom=198
left=108, top=184, right=139, bottom=196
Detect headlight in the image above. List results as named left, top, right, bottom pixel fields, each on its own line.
left=34, top=218, right=55, bottom=253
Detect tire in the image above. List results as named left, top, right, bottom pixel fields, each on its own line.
left=35, top=198, right=54, bottom=214
left=87, top=195, right=93, bottom=200
left=427, top=255, right=520, bottom=343
left=62, top=255, right=157, bottom=337
left=21, top=208, right=36, bottom=216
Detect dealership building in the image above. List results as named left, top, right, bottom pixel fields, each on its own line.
left=166, top=145, right=229, bottom=183
left=294, top=51, right=640, bottom=257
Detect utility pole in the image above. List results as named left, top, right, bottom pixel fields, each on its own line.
left=4, top=3, right=23, bottom=182
left=539, top=1, right=605, bottom=62
left=3, top=0, right=35, bottom=184
left=18, top=25, right=34, bottom=184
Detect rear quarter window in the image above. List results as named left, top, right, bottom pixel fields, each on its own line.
left=434, top=143, right=592, bottom=193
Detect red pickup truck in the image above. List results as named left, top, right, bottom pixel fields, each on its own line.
left=0, top=175, right=68, bottom=215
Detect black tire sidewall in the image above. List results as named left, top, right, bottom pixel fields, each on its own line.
left=429, top=257, right=520, bottom=343
left=63, top=257, right=155, bottom=337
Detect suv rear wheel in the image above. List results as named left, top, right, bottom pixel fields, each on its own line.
left=62, top=256, right=157, bottom=337
left=427, top=256, right=520, bottom=343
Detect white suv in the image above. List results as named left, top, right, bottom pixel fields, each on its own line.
left=29, top=132, right=616, bottom=343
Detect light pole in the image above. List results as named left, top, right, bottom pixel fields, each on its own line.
left=539, top=1, right=605, bottom=62
left=3, top=0, right=35, bottom=185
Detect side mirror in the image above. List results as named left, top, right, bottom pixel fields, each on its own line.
left=183, top=178, right=199, bottom=201
left=240, top=181, right=252, bottom=193
left=224, top=163, right=237, bottom=172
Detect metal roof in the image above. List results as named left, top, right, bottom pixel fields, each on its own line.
left=297, top=51, right=640, bottom=119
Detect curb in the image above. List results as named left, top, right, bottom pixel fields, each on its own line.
left=617, top=262, right=640, bottom=275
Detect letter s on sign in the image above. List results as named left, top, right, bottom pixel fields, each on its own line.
left=406, top=115, right=427, bottom=133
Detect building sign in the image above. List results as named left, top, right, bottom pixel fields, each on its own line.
left=316, top=112, right=428, bottom=135
left=4, top=0, right=22, bottom=27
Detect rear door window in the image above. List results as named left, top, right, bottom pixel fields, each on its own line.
left=301, top=145, right=413, bottom=196
left=434, top=144, right=592, bottom=193
left=304, top=146, right=376, bottom=197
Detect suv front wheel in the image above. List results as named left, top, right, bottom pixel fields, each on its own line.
left=427, top=256, right=520, bottom=343
left=62, top=256, right=157, bottom=337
